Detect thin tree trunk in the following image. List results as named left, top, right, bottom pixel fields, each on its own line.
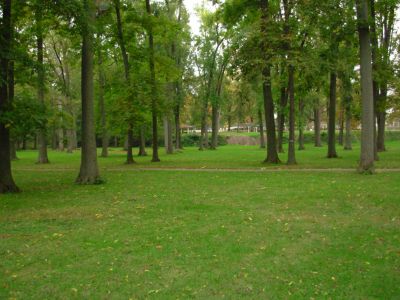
left=327, top=72, right=338, bottom=158
left=76, top=0, right=101, bottom=184
left=210, top=104, right=219, bottom=149
left=0, top=0, right=19, bottom=193
left=36, top=6, right=49, bottom=164
left=277, top=86, right=287, bottom=153
left=298, top=98, right=305, bottom=150
left=314, top=103, right=322, bottom=147
left=138, top=125, right=147, bottom=156
left=287, top=64, right=296, bottom=164
left=356, top=0, right=375, bottom=173
left=341, top=72, right=353, bottom=150
left=146, top=0, right=160, bottom=162
left=258, top=108, right=266, bottom=148
left=126, top=125, right=135, bottom=164
left=8, top=60, right=17, bottom=160
left=344, top=110, right=352, bottom=150
left=338, top=107, right=344, bottom=146
left=98, top=47, right=108, bottom=157
left=370, top=0, right=379, bottom=161
left=377, top=87, right=386, bottom=151
left=174, top=103, right=182, bottom=150
left=199, top=99, right=208, bottom=151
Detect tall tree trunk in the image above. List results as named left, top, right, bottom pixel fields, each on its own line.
left=76, top=0, right=101, bottom=184
left=287, top=65, right=296, bottom=164
left=341, top=72, right=353, bottom=150
left=126, top=125, right=135, bottom=164
left=8, top=60, right=17, bottom=160
left=98, top=47, right=108, bottom=157
left=138, top=125, right=147, bottom=156
left=260, top=0, right=279, bottom=163
left=314, top=101, right=322, bottom=147
left=369, top=0, right=379, bottom=161
left=163, top=116, right=173, bottom=154
left=0, top=0, right=19, bottom=193
left=36, top=6, right=49, bottom=164
left=258, top=108, right=266, bottom=148
left=327, top=72, right=338, bottom=158
left=277, top=86, right=287, bottom=153
left=146, top=0, right=160, bottom=162
left=356, top=0, right=375, bottom=173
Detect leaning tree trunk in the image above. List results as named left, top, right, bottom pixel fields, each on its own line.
left=356, top=0, right=375, bottom=173
left=36, top=6, right=49, bottom=164
left=0, top=0, right=19, bottom=193
left=287, top=65, right=296, bottom=165
left=76, top=0, right=101, bottom=184
left=327, top=72, right=338, bottom=158
left=258, top=108, right=266, bottom=148
left=146, top=0, right=160, bottom=162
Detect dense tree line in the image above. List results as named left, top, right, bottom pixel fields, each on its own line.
left=0, top=0, right=399, bottom=193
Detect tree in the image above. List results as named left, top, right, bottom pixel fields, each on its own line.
left=145, top=0, right=160, bottom=162
left=76, top=0, right=102, bottom=184
left=0, top=0, right=19, bottom=193
left=356, top=0, right=375, bottom=173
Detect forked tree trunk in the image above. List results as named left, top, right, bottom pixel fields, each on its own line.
left=76, top=0, right=101, bottom=184
left=287, top=65, right=296, bottom=165
left=356, top=0, right=375, bottom=173
left=258, top=108, right=266, bottom=148
left=327, top=72, right=338, bottom=158
left=36, top=6, right=49, bottom=164
left=0, top=0, right=19, bottom=193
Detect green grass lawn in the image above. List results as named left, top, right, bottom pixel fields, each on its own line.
left=1, top=143, right=400, bottom=298
left=9, top=140, right=400, bottom=170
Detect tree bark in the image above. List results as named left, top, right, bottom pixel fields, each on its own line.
left=146, top=0, right=160, bottom=162
left=0, top=0, right=19, bottom=193
left=76, top=0, right=101, bottom=184
left=210, top=103, right=219, bottom=150
left=287, top=65, right=296, bottom=164
left=36, top=6, right=49, bottom=164
left=327, top=72, right=338, bottom=158
left=338, top=107, right=344, bottom=146
left=356, top=0, right=375, bottom=173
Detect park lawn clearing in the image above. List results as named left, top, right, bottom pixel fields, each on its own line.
left=1, top=165, right=400, bottom=298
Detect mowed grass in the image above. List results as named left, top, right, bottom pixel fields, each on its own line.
left=9, top=140, right=400, bottom=170
left=0, top=143, right=400, bottom=298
